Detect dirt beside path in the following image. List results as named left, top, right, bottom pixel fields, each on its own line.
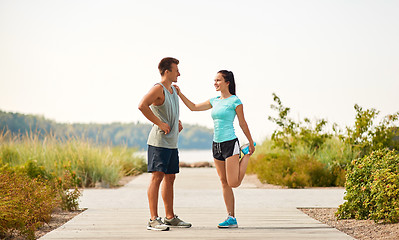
left=35, top=209, right=84, bottom=239
left=247, top=174, right=399, bottom=240
left=300, top=208, right=399, bottom=240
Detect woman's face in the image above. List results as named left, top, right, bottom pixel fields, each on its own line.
left=214, top=73, right=229, bottom=92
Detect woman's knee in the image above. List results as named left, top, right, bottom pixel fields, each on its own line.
left=227, top=179, right=241, bottom=188
left=220, top=178, right=240, bottom=188
left=219, top=177, right=229, bottom=187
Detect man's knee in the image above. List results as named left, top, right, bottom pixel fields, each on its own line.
left=150, top=172, right=165, bottom=184
left=164, top=174, right=176, bottom=184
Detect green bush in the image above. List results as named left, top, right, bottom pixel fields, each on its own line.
left=248, top=146, right=291, bottom=186
left=342, top=105, right=399, bottom=158
left=55, top=169, right=81, bottom=211
left=16, top=160, right=81, bottom=211
left=248, top=139, right=349, bottom=188
left=253, top=153, right=335, bottom=188
left=336, top=149, right=399, bottom=223
left=252, top=93, right=399, bottom=188
left=268, top=93, right=331, bottom=152
left=0, top=166, right=59, bottom=239
left=0, top=158, right=81, bottom=238
left=0, top=131, right=147, bottom=238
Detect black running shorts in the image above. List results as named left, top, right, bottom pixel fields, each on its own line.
left=212, top=138, right=241, bottom=161
left=147, top=145, right=179, bottom=174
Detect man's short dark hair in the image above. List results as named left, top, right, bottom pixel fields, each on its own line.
left=158, top=57, right=179, bottom=76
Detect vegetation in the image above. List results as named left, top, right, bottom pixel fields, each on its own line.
left=0, top=130, right=146, bottom=187
left=0, top=130, right=146, bottom=239
left=0, top=109, right=211, bottom=238
left=1, top=93, right=398, bottom=230
left=248, top=93, right=399, bottom=188
left=248, top=138, right=352, bottom=188
left=336, top=149, right=399, bottom=223
left=247, top=93, right=399, bottom=224
left=0, top=110, right=213, bottom=150
left=339, top=104, right=399, bottom=158
left=0, top=166, right=59, bottom=239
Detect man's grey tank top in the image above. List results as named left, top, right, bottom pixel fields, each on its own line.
left=147, top=83, right=179, bottom=149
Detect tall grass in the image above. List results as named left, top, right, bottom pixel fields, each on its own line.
left=0, top=130, right=146, bottom=187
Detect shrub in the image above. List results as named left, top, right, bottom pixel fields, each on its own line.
left=259, top=93, right=399, bottom=188
left=56, top=169, right=81, bottom=211
left=259, top=93, right=344, bottom=187
left=248, top=140, right=348, bottom=188
left=268, top=93, right=331, bottom=152
left=0, top=166, right=59, bottom=239
left=315, top=137, right=357, bottom=186
left=248, top=148, right=292, bottom=186
left=17, top=160, right=81, bottom=211
left=336, top=149, right=399, bottom=223
left=342, top=105, right=399, bottom=158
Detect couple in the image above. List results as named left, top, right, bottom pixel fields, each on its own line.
left=138, top=57, right=255, bottom=231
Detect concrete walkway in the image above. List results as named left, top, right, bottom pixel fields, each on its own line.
left=41, top=168, right=353, bottom=239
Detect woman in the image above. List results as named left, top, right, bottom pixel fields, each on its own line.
left=176, top=70, right=255, bottom=228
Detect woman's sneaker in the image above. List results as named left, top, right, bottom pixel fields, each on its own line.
left=218, top=216, right=238, bottom=228
left=147, top=217, right=169, bottom=231
left=241, top=142, right=256, bottom=155
left=164, top=215, right=192, bottom=228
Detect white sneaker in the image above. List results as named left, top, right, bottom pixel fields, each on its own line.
left=164, top=215, right=192, bottom=228
left=147, top=217, right=170, bottom=231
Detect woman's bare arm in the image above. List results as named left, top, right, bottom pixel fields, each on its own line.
left=236, top=104, right=255, bottom=154
left=175, top=85, right=212, bottom=111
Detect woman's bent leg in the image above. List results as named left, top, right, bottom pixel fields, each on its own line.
left=225, top=153, right=251, bottom=188
left=225, top=154, right=240, bottom=188
left=238, top=154, right=251, bottom=183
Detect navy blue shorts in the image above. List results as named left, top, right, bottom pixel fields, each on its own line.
left=212, top=138, right=241, bottom=161
left=147, top=145, right=179, bottom=174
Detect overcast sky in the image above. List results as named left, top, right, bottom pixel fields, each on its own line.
left=1, top=0, right=398, bottom=142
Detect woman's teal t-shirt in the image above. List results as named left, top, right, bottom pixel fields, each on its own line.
left=209, top=95, right=242, bottom=143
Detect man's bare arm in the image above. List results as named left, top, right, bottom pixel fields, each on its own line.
left=138, top=85, right=171, bottom=134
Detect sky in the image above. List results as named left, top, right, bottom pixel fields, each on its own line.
left=1, top=0, right=398, bottom=143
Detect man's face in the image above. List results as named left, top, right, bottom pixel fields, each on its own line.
left=167, top=63, right=180, bottom=82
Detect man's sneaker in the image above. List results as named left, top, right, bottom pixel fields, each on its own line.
left=147, top=217, right=170, bottom=231
left=241, top=142, right=256, bottom=155
left=218, top=216, right=238, bottom=228
left=164, top=215, right=192, bottom=228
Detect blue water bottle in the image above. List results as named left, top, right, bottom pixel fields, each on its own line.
left=241, top=142, right=256, bottom=155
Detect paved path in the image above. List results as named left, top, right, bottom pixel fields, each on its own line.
left=41, top=168, right=353, bottom=239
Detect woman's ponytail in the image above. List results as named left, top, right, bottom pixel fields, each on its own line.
left=218, top=70, right=236, bottom=95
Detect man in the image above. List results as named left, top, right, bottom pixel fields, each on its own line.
left=138, top=57, right=191, bottom=231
